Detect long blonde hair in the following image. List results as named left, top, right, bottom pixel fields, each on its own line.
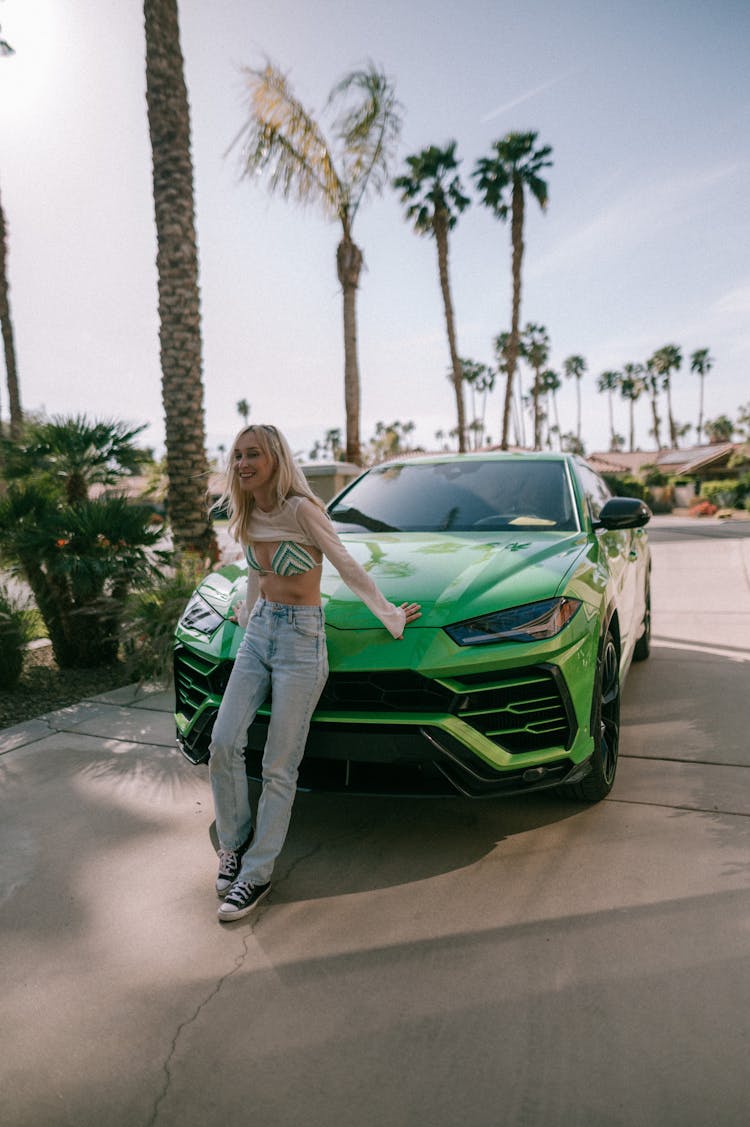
left=212, top=424, right=326, bottom=544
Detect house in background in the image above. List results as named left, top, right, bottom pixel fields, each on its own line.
left=588, top=443, right=745, bottom=507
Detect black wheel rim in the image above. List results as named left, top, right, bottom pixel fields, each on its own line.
left=599, top=639, right=620, bottom=784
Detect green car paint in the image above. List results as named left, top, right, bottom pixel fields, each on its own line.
left=174, top=452, right=651, bottom=799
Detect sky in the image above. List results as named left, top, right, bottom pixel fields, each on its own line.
left=0, top=0, right=748, bottom=463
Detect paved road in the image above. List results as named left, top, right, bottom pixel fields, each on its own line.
left=1, top=517, right=749, bottom=1126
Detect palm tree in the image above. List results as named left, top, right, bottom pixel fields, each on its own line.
left=690, top=348, right=714, bottom=444
left=649, top=345, right=682, bottom=448
left=473, top=132, right=552, bottom=449
left=4, top=414, right=148, bottom=504
left=619, top=364, right=645, bottom=452
left=394, top=143, right=470, bottom=451
left=704, top=415, right=733, bottom=443
left=643, top=359, right=663, bottom=450
left=455, top=358, right=494, bottom=449
left=0, top=31, right=22, bottom=441
left=143, top=0, right=215, bottom=558
left=0, top=185, right=21, bottom=442
left=596, top=370, right=621, bottom=450
left=232, top=60, right=401, bottom=465
left=475, top=363, right=496, bottom=447
left=494, top=329, right=526, bottom=446
left=540, top=368, right=561, bottom=448
left=236, top=398, right=250, bottom=427
left=520, top=323, right=549, bottom=449
left=563, top=355, right=587, bottom=444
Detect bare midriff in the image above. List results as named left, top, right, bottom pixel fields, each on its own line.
left=253, top=541, right=324, bottom=606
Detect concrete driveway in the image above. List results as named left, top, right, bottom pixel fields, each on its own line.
left=2, top=517, right=749, bottom=1127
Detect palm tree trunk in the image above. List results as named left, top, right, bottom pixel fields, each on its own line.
left=336, top=232, right=363, bottom=464
left=665, top=380, right=677, bottom=447
left=434, top=212, right=466, bottom=453
left=650, top=390, right=662, bottom=450
left=144, top=0, right=216, bottom=559
left=532, top=365, right=541, bottom=449
left=502, top=178, right=525, bottom=449
left=576, top=377, right=582, bottom=443
left=607, top=390, right=615, bottom=447
left=629, top=400, right=635, bottom=452
left=697, top=375, right=704, bottom=443
left=0, top=185, right=22, bottom=439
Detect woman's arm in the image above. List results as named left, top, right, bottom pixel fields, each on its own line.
left=232, top=563, right=260, bottom=628
left=295, top=498, right=414, bottom=639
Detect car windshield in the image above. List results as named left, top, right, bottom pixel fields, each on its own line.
left=329, top=459, right=578, bottom=533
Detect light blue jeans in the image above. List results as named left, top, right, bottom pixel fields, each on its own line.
left=208, top=599, right=328, bottom=885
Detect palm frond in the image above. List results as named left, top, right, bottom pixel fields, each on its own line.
left=394, top=143, right=469, bottom=235
left=329, top=62, right=402, bottom=221
left=231, top=62, right=343, bottom=218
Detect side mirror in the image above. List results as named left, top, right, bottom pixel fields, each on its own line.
left=594, top=496, right=652, bottom=531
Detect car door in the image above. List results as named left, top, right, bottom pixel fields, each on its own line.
left=577, top=463, right=638, bottom=653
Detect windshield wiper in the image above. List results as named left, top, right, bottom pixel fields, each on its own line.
left=329, top=505, right=400, bottom=533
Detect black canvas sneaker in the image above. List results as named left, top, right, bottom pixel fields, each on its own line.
left=217, top=881, right=271, bottom=921
left=215, top=830, right=254, bottom=897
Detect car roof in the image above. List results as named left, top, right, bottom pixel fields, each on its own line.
left=377, top=450, right=576, bottom=468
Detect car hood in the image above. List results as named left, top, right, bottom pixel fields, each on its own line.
left=321, top=531, right=590, bottom=629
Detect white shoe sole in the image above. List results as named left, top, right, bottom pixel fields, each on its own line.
left=217, top=884, right=271, bottom=921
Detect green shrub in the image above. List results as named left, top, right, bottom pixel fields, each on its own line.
left=121, top=553, right=210, bottom=684
left=601, top=473, right=649, bottom=501
left=732, top=472, right=750, bottom=509
left=700, top=479, right=741, bottom=508
left=0, top=585, right=32, bottom=690
left=641, top=464, right=668, bottom=487
left=0, top=484, right=165, bottom=668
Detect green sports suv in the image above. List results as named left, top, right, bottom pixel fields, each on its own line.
left=174, top=452, right=651, bottom=800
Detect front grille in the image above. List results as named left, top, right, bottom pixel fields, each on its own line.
left=317, top=664, right=574, bottom=754
left=174, top=644, right=573, bottom=758
left=447, top=665, right=574, bottom=753
left=174, top=645, right=234, bottom=720
left=318, top=670, right=454, bottom=712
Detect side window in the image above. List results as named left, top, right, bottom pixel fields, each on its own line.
left=576, top=463, right=612, bottom=522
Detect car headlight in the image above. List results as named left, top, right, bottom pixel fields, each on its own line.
left=179, top=592, right=225, bottom=636
left=444, top=596, right=582, bottom=646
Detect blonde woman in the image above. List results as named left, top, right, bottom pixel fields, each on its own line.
left=209, top=424, right=421, bottom=921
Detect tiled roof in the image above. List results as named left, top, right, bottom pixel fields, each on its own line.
left=588, top=443, right=739, bottom=476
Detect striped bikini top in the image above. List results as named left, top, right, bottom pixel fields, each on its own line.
left=245, top=540, right=319, bottom=577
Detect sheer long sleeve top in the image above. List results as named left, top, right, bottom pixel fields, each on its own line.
left=240, top=495, right=407, bottom=639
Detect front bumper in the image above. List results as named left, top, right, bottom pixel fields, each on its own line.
left=174, top=611, right=600, bottom=797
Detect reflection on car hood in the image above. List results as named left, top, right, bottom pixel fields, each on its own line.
left=322, top=531, right=590, bottom=629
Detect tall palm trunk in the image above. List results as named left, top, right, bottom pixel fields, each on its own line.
left=665, top=381, right=677, bottom=447
left=697, top=376, right=704, bottom=443
left=144, top=0, right=215, bottom=559
left=0, top=185, right=22, bottom=439
left=576, top=377, right=582, bottom=443
left=606, top=389, right=615, bottom=447
left=336, top=231, right=363, bottom=465
left=502, top=178, right=525, bottom=449
left=531, top=363, right=542, bottom=449
left=649, top=386, right=662, bottom=450
left=434, top=212, right=466, bottom=453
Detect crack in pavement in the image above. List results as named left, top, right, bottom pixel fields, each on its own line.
left=144, top=931, right=254, bottom=1127
left=143, top=818, right=372, bottom=1126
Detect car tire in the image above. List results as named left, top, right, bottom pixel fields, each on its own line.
left=633, top=577, right=651, bottom=662
left=563, top=629, right=620, bottom=802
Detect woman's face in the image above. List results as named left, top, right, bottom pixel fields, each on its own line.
left=233, top=431, right=276, bottom=496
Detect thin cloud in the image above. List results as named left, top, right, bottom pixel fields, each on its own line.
left=529, top=164, right=741, bottom=282
left=480, top=72, right=576, bottom=123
